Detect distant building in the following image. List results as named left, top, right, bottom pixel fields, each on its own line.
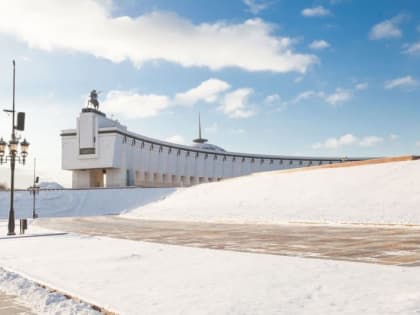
left=61, top=106, right=366, bottom=188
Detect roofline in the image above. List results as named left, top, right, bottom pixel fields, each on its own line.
left=61, top=127, right=372, bottom=162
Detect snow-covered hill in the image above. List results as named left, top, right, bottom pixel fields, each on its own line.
left=1, top=160, right=420, bottom=224
left=123, top=159, right=420, bottom=225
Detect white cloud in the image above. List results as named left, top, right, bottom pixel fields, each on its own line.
left=294, top=88, right=352, bottom=105
left=243, top=0, right=270, bottom=14
left=416, top=141, right=420, bottom=147
left=301, top=6, right=331, bottom=17
left=359, top=136, right=383, bottom=147
left=219, top=88, right=255, bottom=118
left=403, top=42, right=420, bottom=55
left=355, top=82, right=368, bottom=90
left=325, top=89, right=352, bottom=105
left=294, top=76, right=304, bottom=83
left=385, top=76, right=419, bottom=89
left=97, top=78, right=263, bottom=119
left=164, top=135, right=187, bottom=145
left=369, top=14, right=406, bottom=40
left=293, top=90, right=325, bottom=103
left=312, top=134, right=357, bottom=149
left=174, top=79, right=230, bottom=106
left=102, top=90, right=170, bottom=118
left=264, top=94, right=281, bottom=104
left=0, top=1, right=317, bottom=73
left=309, top=40, right=330, bottom=50
left=312, top=134, right=383, bottom=149
left=417, top=25, right=420, bottom=32
left=389, top=134, right=399, bottom=141
left=264, top=94, right=288, bottom=112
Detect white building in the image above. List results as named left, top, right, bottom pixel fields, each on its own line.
left=61, top=107, right=366, bottom=188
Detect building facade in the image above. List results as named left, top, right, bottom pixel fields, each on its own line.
left=61, top=108, right=366, bottom=188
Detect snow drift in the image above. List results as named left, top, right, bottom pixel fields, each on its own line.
left=1, top=160, right=419, bottom=224
left=123, top=160, right=420, bottom=225
left=0, top=188, right=177, bottom=220
left=0, top=268, right=100, bottom=315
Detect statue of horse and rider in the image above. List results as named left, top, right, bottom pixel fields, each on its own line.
left=87, top=89, right=100, bottom=110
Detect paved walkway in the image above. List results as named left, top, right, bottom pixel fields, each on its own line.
left=0, top=292, right=34, bottom=315
left=37, top=216, right=420, bottom=266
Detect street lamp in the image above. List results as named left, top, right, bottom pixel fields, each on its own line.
left=0, top=138, right=6, bottom=156
left=0, top=139, right=29, bottom=164
left=0, top=138, right=29, bottom=163
left=20, top=139, right=29, bottom=159
left=29, top=158, right=40, bottom=219
left=0, top=60, right=30, bottom=235
left=0, top=138, right=29, bottom=235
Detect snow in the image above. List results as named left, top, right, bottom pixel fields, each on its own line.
left=2, top=160, right=420, bottom=225
left=0, top=222, right=419, bottom=315
left=124, top=160, right=420, bottom=225
left=0, top=267, right=100, bottom=315
left=38, top=181, right=64, bottom=189
left=1, top=160, right=420, bottom=313
left=0, top=187, right=176, bottom=220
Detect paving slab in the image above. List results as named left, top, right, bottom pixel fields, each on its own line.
left=0, top=291, right=34, bottom=315
left=37, top=216, right=420, bottom=266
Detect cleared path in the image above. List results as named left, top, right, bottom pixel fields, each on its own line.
left=37, top=216, right=420, bottom=266
left=0, top=292, right=34, bottom=315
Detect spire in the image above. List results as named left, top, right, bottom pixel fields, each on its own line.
left=193, top=112, right=208, bottom=144
left=198, top=112, right=202, bottom=139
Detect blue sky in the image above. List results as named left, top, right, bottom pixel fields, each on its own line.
left=0, top=0, right=420, bottom=186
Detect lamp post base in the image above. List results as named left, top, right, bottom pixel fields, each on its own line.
left=7, top=231, right=16, bottom=236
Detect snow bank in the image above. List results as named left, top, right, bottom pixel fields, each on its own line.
left=0, top=268, right=100, bottom=315
left=2, top=160, right=420, bottom=224
left=124, top=160, right=420, bottom=224
left=0, top=188, right=177, bottom=219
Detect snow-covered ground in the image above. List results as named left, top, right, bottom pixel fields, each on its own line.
left=2, top=160, right=420, bottom=225
left=124, top=160, right=420, bottom=225
left=0, top=222, right=419, bottom=315
left=0, top=187, right=176, bottom=220
left=1, top=161, right=420, bottom=314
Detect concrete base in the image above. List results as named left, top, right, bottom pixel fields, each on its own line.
left=72, top=169, right=104, bottom=188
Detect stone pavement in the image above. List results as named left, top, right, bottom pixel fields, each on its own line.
left=37, top=216, right=420, bottom=266
left=0, top=292, right=34, bottom=315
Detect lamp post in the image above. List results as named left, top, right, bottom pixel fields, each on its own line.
left=0, top=60, right=29, bottom=235
left=29, top=158, right=40, bottom=219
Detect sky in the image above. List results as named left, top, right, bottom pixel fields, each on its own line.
left=0, top=0, right=420, bottom=187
